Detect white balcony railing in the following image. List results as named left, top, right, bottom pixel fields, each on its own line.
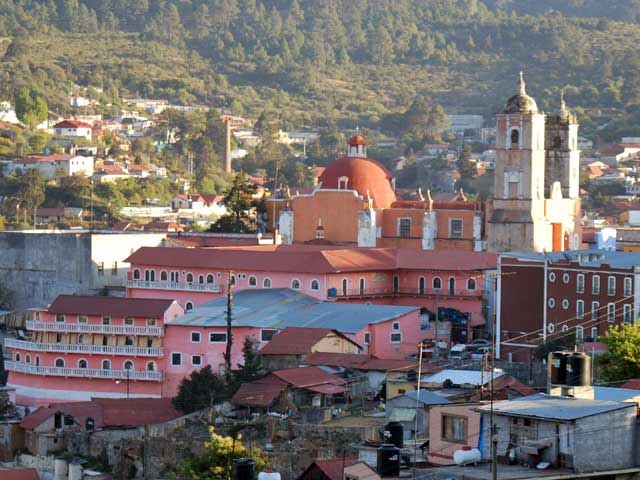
left=5, top=338, right=162, bottom=357
left=5, top=360, right=162, bottom=381
left=26, top=320, right=164, bottom=336
left=127, top=279, right=222, bottom=293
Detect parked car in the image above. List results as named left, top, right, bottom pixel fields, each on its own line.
left=449, top=343, right=472, bottom=360
left=471, top=346, right=491, bottom=361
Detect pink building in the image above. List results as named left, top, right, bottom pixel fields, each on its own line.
left=161, top=289, right=423, bottom=397
left=125, top=246, right=496, bottom=339
left=427, top=402, right=483, bottom=465
left=5, top=295, right=183, bottom=406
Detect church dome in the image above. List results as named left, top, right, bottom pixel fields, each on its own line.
left=503, top=72, right=538, bottom=114
left=319, top=154, right=397, bottom=209
left=349, top=134, right=366, bottom=146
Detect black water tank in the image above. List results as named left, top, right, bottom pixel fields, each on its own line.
left=406, top=369, right=417, bottom=382
left=377, top=444, right=400, bottom=477
left=232, top=458, right=254, bottom=480
left=566, top=352, right=591, bottom=387
left=384, top=421, right=404, bottom=448
left=549, top=351, right=569, bottom=385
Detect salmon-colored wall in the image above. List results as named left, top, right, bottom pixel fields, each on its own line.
left=291, top=191, right=362, bottom=243
left=381, top=210, right=424, bottom=239
left=428, top=403, right=482, bottom=465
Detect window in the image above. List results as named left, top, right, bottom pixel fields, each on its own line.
left=591, top=327, right=599, bottom=341
left=111, top=261, right=118, bottom=276
left=76, top=334, right=84, bottom=344
left=591, top=301, right=600, bottom=320
left=291, top=279, right=301, bottom=290
left=433, top=277, right=442, bottom=290
left=576, top=326, right=584, bottom=344
left=133, top=269, right=141, bottom=280
left=160, top=270, right=168, bottom=281
left=171, top=271, right=180, bottom=283
left=261, top=329, right=278, bottom=342
left=510, top=129, right=519, bottom=146
left=249, top=276, right=257, bottom=287
left=467, top=278, right=476, bottom=291
left=576, top=300, right=584, bottom=319
left=186, top=273, right=194, bottom=283
left=561, top=325, right=569, bottom=333
left=548, top=323, right=555, bottom=334
left=56, top=333, right=62, bottom=343
left=78, top=359, right=87, bottom=369
left=449, top=219, right=463, bottom=239
left=608, top=276, right=616, bottom=296
left=419, top=277, right=425, bottom=295
left=393, top=275, right=399, bottom=294
left=191, top=332, right=201, bottom=343
left=102, top=316, right=111, bottom=325
left=124, top=360, right=134, bottom=370
left=35, top=356, right=40, bottom=366
left=185, top=302, right=193, bottom=312
left=576, top=274, right=584, bottom=293
left=15, top=353, right=20, bottom=362
left=55, top=358, right=64, bottom=367
left=563, top=273, right=570, bottom=284
left=442, top=415, right=467, bottom=443
left=207, top=274, right=214, bottom=284
left=592, top=275, right=600, bottom=294
left=342, top=278, right=348, bottom=296
left=398, top=218, right=411, bottom=238
left=390, top=333, right=402, bottom=343
left=144, top=269, right=155, bottom=282
left=625, top=277, right=633, bottom=297
left=146, top=318, right=157, bottom=326
left=97, top=262, right=104, bottom=276
left=147, top=361, right=156, bottom=371
left=359, top=278, right=365, bottom=295
left=448, top=278, right=455, bottom=296
left=562, top=299, right=569, bottom=309
left=392, top=322, right=400, bottom=331
left=102, top=360, right=111, bottom=370
left=192, top=355, right=202, bottom=366
left=607, top=303, right=616, bottom=322
left=198, top=275, right=204, bottom=284
left=548, top=298, right=555, bottom=308
left=210, top=332, right=227, bottom=343
left=624, top=304, right=632, bottom=324
left=310, top=279, right=320, bottom=291
left=102, top=335, right=109, bottom=346
left=125, top=336, right=134, bottom=346
left=364, top=332, right=371, bottom=345
left=55, top=314, right=65, bottom=323
left=263, top=278, right=272, bottom=288
left=171, top=353, right=182, bottom=366
left=124, top=317, right=134, bottom=325
left=78, top=315, right=88, bottom=324
left=549, top=272, right=556, bottom=282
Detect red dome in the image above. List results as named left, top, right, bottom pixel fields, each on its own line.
left=318, top=156, right=397, bottom=208
left=349, top=134, right=366, bottom=146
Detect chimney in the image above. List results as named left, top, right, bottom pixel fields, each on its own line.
left=224, top=118, right=232, bottom=173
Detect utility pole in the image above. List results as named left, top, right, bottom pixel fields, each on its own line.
left=490, top=292, right=498, bottom=480
left=224, top=270, right=234, bottom=372
left=412, top=342, right=424, bottom=480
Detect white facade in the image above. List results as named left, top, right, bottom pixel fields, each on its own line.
left=53, top=125, right=92, bottom=141
left=6, top=156, right=94, bottom=179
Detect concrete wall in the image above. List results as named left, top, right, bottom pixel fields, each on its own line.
left=0, top=232, right=165, bottom=309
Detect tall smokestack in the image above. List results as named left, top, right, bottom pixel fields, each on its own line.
left=224, top=118, right=232, bottom=173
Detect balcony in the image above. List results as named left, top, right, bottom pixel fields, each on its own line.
left=5, top=360, right=162, bottom=381
left=126, top=279, right=222, bottom=293
left=5, top=338, right=163, bottom=357
left=26, top=320, right=164, bottom=336
left=333, top=288, right=481, bottom=300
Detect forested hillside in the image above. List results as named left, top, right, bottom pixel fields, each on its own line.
left=2, top=0, right=640, bottom=136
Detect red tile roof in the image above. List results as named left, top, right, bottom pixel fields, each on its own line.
left=258, top=327, right=360, bottom=355
left=22, top=154, right=73, bottom=163
left=302, top=458, right=359, bottom=480
left=0, top=468, right=39, bottom=480
left=47, top=295, right=177, bottom=318
left=125, top=246, right=497, bottom=274
left=54, top=120, right=92, bottom=129
left=303, top=352, right=435, bottom=373
left=271, top=366, right=347, bottom=388
left=231, top=377, right=288, bottom=407
left=167, top=235, right=259, bottom=247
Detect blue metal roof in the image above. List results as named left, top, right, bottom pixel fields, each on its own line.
left=500, top=249, right=640, bottom=269
left=404, top=389, right=451, bottom=406
left=167, top=288, right=418, bottom=332
left=594, top=386, right=640, bottom=402
left=478, top=393, right=634, bottom=421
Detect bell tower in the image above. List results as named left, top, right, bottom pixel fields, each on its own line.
left=545, top=92, right=580, bottom=199
left=489, top=73, right=550, bottom=252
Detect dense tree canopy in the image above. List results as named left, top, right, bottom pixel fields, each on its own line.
left=597, top=323, right=640, bottom=384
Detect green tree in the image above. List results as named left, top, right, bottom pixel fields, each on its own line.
left=597, top=323, right=640, bottom=383
left=14, top=87, right=48, bottom=128
left=17, top=170, right=45, bottom=225
left=235, top=336, right=264, bottom=382
left=174, top=427, right=270, bottom=479
left=172, top=365, right=229, bottom=414
left=209, top=173, right=257, bottom=233
left=27, top=132, right=49, bottom=154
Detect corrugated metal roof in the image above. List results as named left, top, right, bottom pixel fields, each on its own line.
left=501, top=249, right=640, bottom=269
left=594, top=386, right=640, bottom=402
left=404, top=389, right=450, bottom=406
left=167, top=289, right=418, bottom=332
left=388, top=408, right=416, bottom=422
left=421, top=369, right=504, bottom=386
left=478, top=393, right=634, bottom=421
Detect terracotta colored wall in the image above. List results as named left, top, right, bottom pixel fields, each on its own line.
left=428, top=403, right=482, bottom=465
left=381, top=209, right=423, bottom=239
left=291, top=191, right=362, bottom=243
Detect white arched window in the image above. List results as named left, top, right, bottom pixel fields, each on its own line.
left=133, top=269, right=141, bottom=280
left=342, top=278, right=348, bottom=295
left=263, top=278, right=272, bottom=288
left=160, top=270, right=168, bottom=281
left=147, top=361, right=156, bottom=371
left=185, top=302, right=194, bottom=312
left=102, top=360, right=111, bottom=370
left=124, top=360, right=134, bottom=370
left=15, top=353, right=21, bottom=362
left=186, top=273, right=194, bottom=284
left=291, top=279, right=301, bottom=290
left=310, top=279, right=320, bottom=291
left=207, top=274, right=214, bottom=284
left=467, top=278, right=476, bottom=291
left=25, top=354, right=31, bottom=364
left=419, top=277, right=425, bottom=295
left=433, top=277, right=442, bottom=290
left=249, top=276, right=257, bottom=287
left=625, top=277, right=633, bottom=296
left=55, top=358, right=65, bottom=368
left=78, top=359, right=88, bottom=369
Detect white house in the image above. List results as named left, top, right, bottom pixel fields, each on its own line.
left=6, top=155, right=94, bottom=179
left=53, top=120, right=92, bottom=141
left=171, top=194, right=226, bottom=217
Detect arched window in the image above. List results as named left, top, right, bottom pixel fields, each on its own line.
left=15, top=353, right=21, bottom=362
left=198, top=275, right=204, bottom=284
left=263, top=278, right=272, bottom=288
left=147, top=361, right=156, bottom=371
left=185, top=302, right=193, bottom=312
left=206, top=274, right=214, bottom=284
left=448, top=277, right=456, bottom=296
left=393, top=275, right=399, bottom=294
left=625, top=277, right=633, bottom=296
left=124, top=360, right=134, bottom=370
left=25, top=354, right=31, bottom=364
left=433, top=277, right=442, bottom=290
left=133, top=269, right=141, bottom=280
left=35, top=356, right=40, bottom=366
left=125, top=336, right=134, bottom=346
left=342, top=278, right=348, bottom=296
left=160, top=270, right=168, bottom=281
left=419, top=277, right=425, bottom=295
left=291, top=279, right=301, bottom=290
left=359, top=278, right=365, bottom=295
left=77, top=334, right=84, bottom=344
left=78, top=359, right=88, bottom=369
left=249, top=276, right=257, bottom=287
left=510, top=129, right=519, bottom=145
left=310, top=279, right=320, bottom=291
left=55, top=358, right=65, bottom=368
left=102, top=360, right=111, bottom=370
left=145, top=269, right=155, bottom=282
left=467, top=278, right=476, bottom=291
left=186, top=273, right=194, bottom=283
